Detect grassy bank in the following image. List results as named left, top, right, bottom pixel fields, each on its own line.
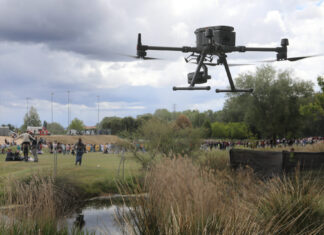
left=0, top=152, right=142, bottom=234
left=0, top=152, right=142, bottom=195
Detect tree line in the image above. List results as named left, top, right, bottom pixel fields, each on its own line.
left=4, top=65, right=323, bottom=139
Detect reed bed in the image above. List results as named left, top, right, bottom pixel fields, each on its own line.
left=0, top=173, right=80, bottom=234
left=119, top=154, right=324, bottom=235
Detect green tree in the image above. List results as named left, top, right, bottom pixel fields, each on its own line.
left=139, top=118, right=202, bottom=157
left=154, top=109, right=172, bottom=122
left=224, top=65, right=313, bottom=139
left=300, top=76, right=324, bottom=135
left=21, top=106, right=42, bottom=131
left=211, top=122, right=228, bottom=138
left=121, top=116, right=137, bottom=132
left=100, top=117, right=123, bottom=135
left=202, top=120, right=212, bottom=138
left=68, top=118, right=84, bottom=132
left=47, top=122, right=65, bottom=135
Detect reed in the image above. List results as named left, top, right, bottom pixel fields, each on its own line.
left=119, top=157, right=324, bottom=235
left=0, top=173, right=80, bottom=234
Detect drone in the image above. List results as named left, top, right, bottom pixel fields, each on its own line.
left=131, top=25, right=320, bottom=93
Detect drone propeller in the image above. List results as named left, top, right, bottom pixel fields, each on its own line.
left=258, top=54, right=323, bottom=63
left=205, top=62, right=253, bottom=67
left=190, top=62, right=253, bottom=67
left=124, top=54, right=161, bottom=60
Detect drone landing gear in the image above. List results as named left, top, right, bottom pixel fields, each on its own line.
left=173, top=86, right=211, bottom=91
left=216, top=55, right=253, bottom=93
left=215, top=88, right=253, bottom=93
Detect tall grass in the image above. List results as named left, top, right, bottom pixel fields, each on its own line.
left=260, top=141, right=324, bottom=152
left=0, top=173, right=80, bottom=234
left=119, top=154, right=324, bottom=235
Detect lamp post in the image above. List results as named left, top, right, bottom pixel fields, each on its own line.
left=67, top=90, right=70, bottom=128
left=97, top=95, right=100, bottom=134
left=26, top=97, right=31, bottom=126
left=51, top=92, right=54, bottom=123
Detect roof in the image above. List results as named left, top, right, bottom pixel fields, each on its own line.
left=84, top=126, right=97, bottom=130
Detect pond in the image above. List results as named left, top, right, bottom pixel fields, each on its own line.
left=63, top=196, right=133, bottom=235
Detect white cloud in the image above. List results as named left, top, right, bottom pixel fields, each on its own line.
left=0, top=0, right=324, bottom=127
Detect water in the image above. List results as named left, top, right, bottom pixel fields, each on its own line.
left=63, top=196, right=134, bottom=235
left=65, top=204, right=128, bottom=234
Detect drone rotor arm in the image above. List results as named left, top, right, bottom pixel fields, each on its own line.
left=144, top=45, right=199, bottom=53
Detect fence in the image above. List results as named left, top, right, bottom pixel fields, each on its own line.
left=230, top=149, right=324, bottom=177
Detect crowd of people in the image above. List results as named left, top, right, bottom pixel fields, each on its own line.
left=1, top=133, right=45, bottom=162
left=1, top=134, right=127, bottom=165
left=201, top=137, right=324, bottom=150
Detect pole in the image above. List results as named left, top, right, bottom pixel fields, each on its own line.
left=53, top=142, right=57, bottom=178
left=51, top=92, right=54, bottom=123
left=67, top=90, right=70, bottom=128
left=26, top=97, right=30, bottom=127
left=97, top=95, right=100, bottom=134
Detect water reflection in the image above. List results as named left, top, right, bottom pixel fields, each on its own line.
left=65, top=203, right=129, bottom=235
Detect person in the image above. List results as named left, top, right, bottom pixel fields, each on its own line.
left=74, top=138, right=85, bottom=166
left=31, top=136, right=38, bottom=162
left=15, top=132, right=35, bottom=161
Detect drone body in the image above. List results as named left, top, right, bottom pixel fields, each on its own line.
left=134, top=25, right=317, bottom=93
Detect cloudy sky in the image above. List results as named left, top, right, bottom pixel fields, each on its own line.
left=0, top=0, right=323, bottom=128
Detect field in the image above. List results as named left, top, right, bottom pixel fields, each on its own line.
left=0, top=152, right=141, bottom=195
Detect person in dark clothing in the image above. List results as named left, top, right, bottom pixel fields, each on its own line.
left=31, top=137, right=38, bottom=162
left=15, top=133, right=35, bottom=161
left=75, top=138, right=85, bottom=166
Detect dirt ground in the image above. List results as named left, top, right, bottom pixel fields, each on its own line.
left=0, top=135, right=121, bottom=145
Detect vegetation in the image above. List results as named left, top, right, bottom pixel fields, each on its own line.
left=20, top=106, right=42, bottom=131
left=96, top=66, right=324, bottom=139
left=119, top=155, right=324, bottom=235
left=0, top=152, right=141, bottom=195
left=47, top=122, right=65, bottom=134
left=68, top=118, right=85, bottom=132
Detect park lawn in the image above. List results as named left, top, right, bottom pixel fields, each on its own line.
left=0, top=152, right=142, bottom=195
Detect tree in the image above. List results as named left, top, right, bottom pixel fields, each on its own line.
left=175, top=114, right=192, bottom=129
left=154, top=109, right=172, bottom=122
left=21, top=106, right=41, bottom=131
left=202, top=120, right=212, bottom=138
left=223, top=65, right=313, bottom=139
left=121, top=116, right=137, bottom=132
left=211, top=122, right=228, bottom=138
left=47, top=122, right=65, bottom=135
left=68, top=118, right=84, bottom=132
left=300, top=76, right=324, bottom=136
left=100, top=117, right=124, bottom=135
left=139, top=118, right=202, bottom=157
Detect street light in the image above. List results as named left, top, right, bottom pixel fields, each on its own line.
left=97, top=95, right=100, bottom=134
left=67, top=90, right=70, bottom=128
left=51, top=92, right=54, bottom=123
left=26, top=97, right=31, bottom=126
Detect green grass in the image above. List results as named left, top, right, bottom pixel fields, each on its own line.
left=0, top=152, right=142, bottom=195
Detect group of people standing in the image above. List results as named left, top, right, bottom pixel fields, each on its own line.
left=49, top=138, right=86, bottom=166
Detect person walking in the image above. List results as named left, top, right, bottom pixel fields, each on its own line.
left=31, top=136, right=38, bottom=162
left=75, top=138, right=85, bottom=166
